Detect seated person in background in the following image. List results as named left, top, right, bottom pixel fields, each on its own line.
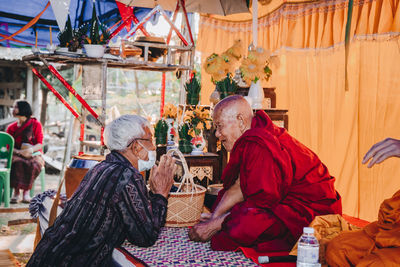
left=7, top=100, right=44, bottom=203
left=326, top=137, right=400, bottom=267
left=27, top=115, right=176, bottom=266
left=189, top=95, right=342, bottom=252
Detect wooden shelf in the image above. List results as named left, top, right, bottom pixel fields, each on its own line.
left=22, top=41, right=194, bottom=154
left=22, top=48, right=193, bottom=72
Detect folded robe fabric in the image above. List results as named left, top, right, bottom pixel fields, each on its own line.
left=326, top=189, right=400, bottom=267
left=289, top=214, right=361, bottom=265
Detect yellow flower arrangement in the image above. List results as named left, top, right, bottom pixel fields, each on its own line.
left=239, top=47, right=272, bottom=85
left=224, top=39, right=243, bottom=60
left=163, top=103, right=177, bottom=119
left=203, top=40, right=244, bottom=83
left=203, top=54, right=230, bottom=82
left=182, top=106, right=212, bottom=138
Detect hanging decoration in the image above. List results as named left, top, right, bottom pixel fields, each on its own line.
left=50, top=0, right=71, bottom=32
left=0, top=1, right=50, bottom=43
left=116, top=1, right=134, bottom=32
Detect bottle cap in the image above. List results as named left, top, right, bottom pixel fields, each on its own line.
left=258, top=256, right=269, bottom=264
left=303, top=227, right=314, bottom=234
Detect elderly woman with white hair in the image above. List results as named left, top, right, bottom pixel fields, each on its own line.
left=27, top=115, right=176, bottom=267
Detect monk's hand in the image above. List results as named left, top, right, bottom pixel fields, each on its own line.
left=188, top=214, right=227, bottom=242
left=362, top=138, right=400, bottom=168
left=149, top=154, right=176, bottom=198
left=199, top=212, right=212, bottom=222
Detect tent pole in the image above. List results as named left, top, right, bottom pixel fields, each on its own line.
left=252, top=0, right=258, bottom=47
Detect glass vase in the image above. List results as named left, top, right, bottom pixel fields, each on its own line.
left=248, top=80, right=264, bottom=109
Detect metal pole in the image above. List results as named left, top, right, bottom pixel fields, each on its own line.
left=59, top=64, right=79, bottom=184
left=252, top=0, right=258, bottom=47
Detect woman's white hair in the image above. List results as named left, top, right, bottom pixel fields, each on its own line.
left=104, top=114, right=149, bottom=151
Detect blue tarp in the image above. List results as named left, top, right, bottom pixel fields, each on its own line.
left=0, top=0, right=163, bottom=48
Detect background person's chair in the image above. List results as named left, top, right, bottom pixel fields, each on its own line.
left=0, top=132, right=14, bottom=208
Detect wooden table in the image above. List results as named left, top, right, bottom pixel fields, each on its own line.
left=182, top=152, right=221, bottom=187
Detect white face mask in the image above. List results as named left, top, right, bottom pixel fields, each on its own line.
left=137, top=142, right=156, bottom=172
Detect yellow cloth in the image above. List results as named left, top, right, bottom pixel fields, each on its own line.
left=289, top=214, right=361, bottom=265
left=197, top=0, right=400, bottom=222
left=326, top=190, right=400, bottom=267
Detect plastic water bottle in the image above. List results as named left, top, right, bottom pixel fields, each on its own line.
left=296, top=227, right=320, bottom=267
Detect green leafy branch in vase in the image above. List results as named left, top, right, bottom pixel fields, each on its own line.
left=216, top=74, right=238, bottom=99
left=81, top=3, right=110, bottom=45
left=58, top=15, right=73, bottom=47
left=185, top=72, right=201, bottom=106
left=154, top=119, right=169, bottom=145
left=178, top=123, right=193, bottom=154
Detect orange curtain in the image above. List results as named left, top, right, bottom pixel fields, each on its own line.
left=197, top=0, right=400, bottom=221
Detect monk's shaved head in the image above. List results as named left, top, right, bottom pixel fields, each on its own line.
left=213, top=95, right=253, bottom=126
left=212, top=95, right=253, bottom=152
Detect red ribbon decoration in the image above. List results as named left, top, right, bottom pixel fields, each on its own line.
left=160, top=72, right=166, bottom=118
left=100, top=127, right=105, bottom=146
left=79, top=123, right=85, bottom=156
left=31, top=68, right=80, bottom=118
left=46, top=64, right=100, bottom=120
left=116, top=1, right=134, bottom=32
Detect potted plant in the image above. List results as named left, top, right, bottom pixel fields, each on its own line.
left=203, top=40, right=243, bottom=102
left=154, top=119, right=168, bottom=146
left=82, top=3, right=110, bottom=58
left=216, top=74, right=238, bottom=100
left=181, top=106, right=212, bottom=155
left=57, top=16, right=73, bottom=52
left=239, top=46, right=272, bottom=109
left=185, top=71, right=201, bottom=106
left=162, top=103, right=178, bottom=146
left=57, top=16, right=87, bottom=53
left=178, top=123, right=193, bottom=154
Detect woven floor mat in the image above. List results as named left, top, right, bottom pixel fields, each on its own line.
left=122, top=227, right=258, bottom=266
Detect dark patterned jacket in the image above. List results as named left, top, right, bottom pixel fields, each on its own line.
left=27, top=151, right=167, bottom=267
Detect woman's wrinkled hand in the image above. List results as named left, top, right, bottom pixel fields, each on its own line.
left=19, top=148, right=33, bottom=158
left=149, top=154, right=176, bottom=198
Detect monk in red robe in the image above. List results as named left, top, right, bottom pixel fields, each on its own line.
left=188, top=95, right=342, bottom=252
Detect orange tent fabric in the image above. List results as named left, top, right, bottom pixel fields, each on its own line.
left=197, top=0, right=400, bottom=221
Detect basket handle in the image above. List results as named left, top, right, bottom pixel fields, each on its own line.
left=166, top=149, right=196, bottom=193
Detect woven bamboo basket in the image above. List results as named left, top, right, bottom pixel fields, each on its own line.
left=165, top=149, right=206, bottom=227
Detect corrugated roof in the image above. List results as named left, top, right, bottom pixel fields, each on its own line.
left=0, top=47, right=32, bottom=61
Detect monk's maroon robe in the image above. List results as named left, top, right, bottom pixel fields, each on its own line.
left=211, top=111, right=342, bottom=252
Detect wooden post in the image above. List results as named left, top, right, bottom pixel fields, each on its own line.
left=40, top=87, right=48, bottom=127
left=32, top=74, right=40, bottom=118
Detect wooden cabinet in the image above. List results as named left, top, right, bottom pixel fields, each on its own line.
left=183, top=152, right=221, bottom=187
left=259, top=108, right=289, bottom=131
left=236, top=86, right=289, bottom=131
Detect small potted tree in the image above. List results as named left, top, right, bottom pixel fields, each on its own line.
left=154, top=119, right=168, bottom=146
left=58, top=16, right=87, bottom=53
left=185, top=72, right=201, bottom=106
left=154, top=118, right=169, bottom=159
left=82, top=3, right=110, bottom=58
left=178, top=123, right=193, bottom=154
